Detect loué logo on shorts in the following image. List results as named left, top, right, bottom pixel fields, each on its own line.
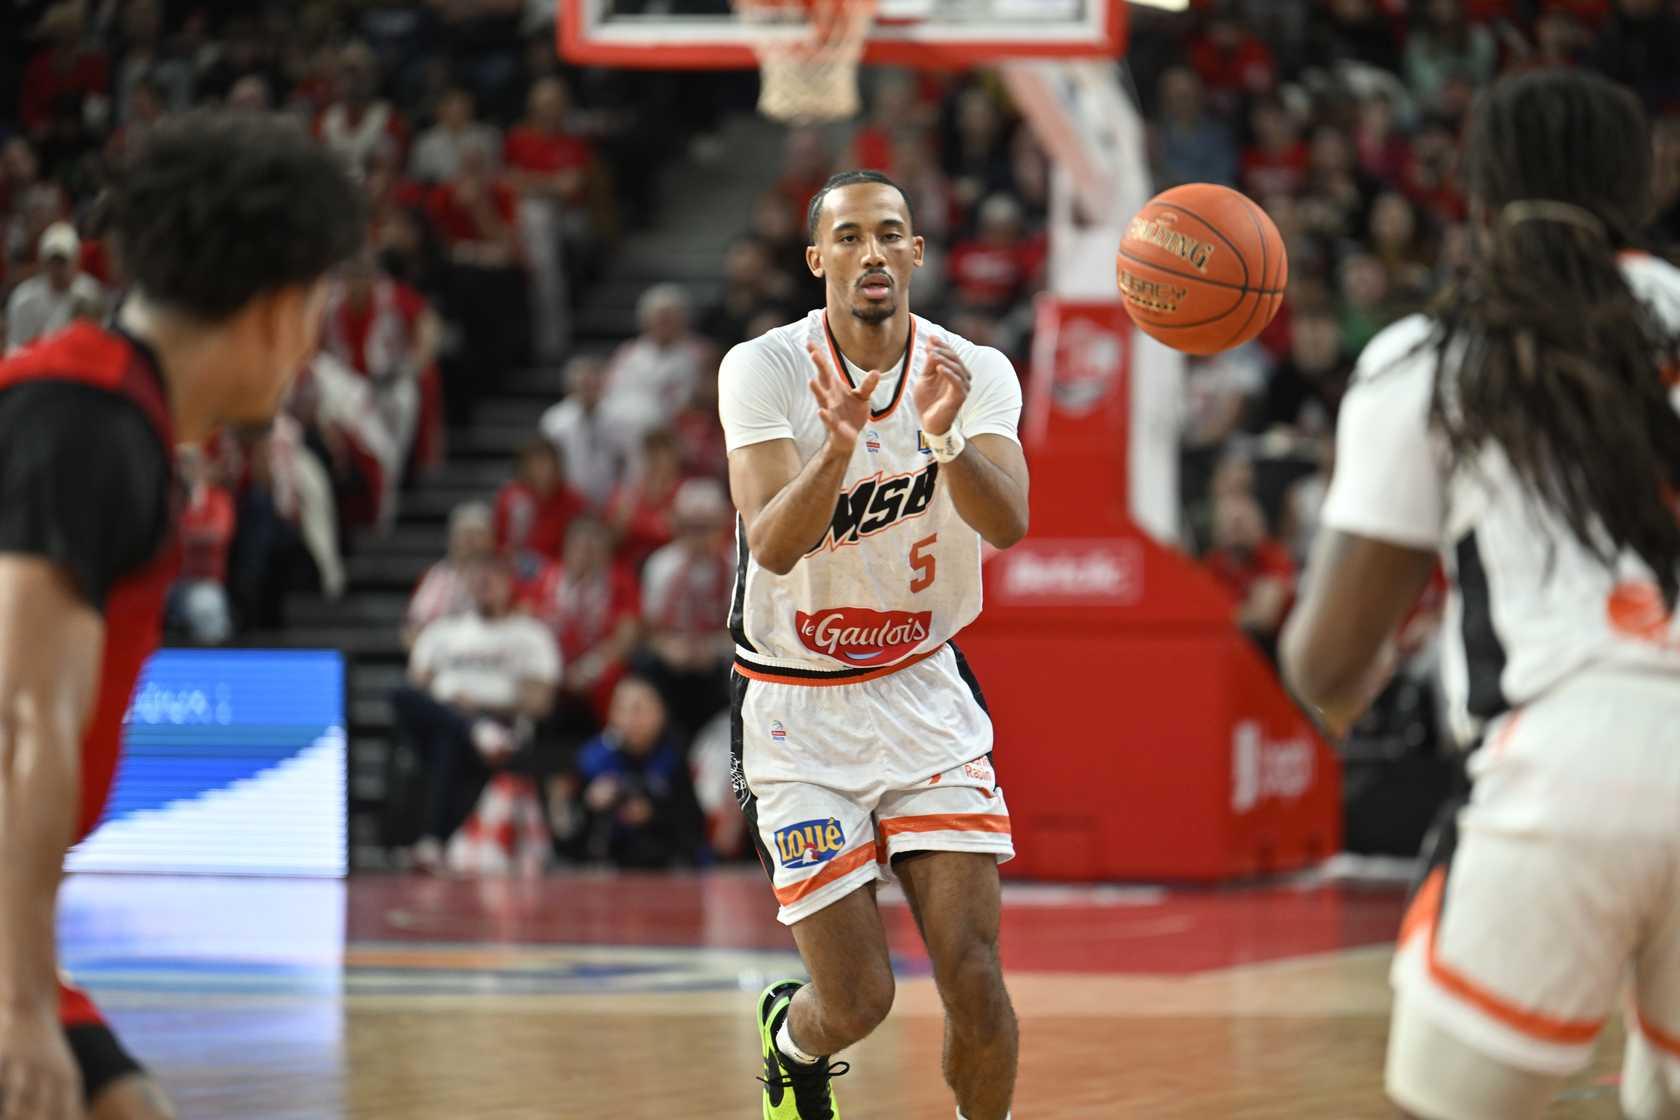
left=796, top=608, right=932, bottom=664
left=775, top=818, right=846, bottom=868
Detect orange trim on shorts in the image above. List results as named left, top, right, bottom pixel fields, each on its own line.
left=734, top=646, right=941, bottom=688
left=1397, top=866, right=1445, bottom=951
left=1635, top=1010, right=1680, bottom=1059
left=772, top=842, right=879, bottom=907
left=1405, top=867, right=1605, bottom=1045
left=878, top=813, right=1013, bottom=840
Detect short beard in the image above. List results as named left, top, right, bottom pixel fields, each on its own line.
left=850, top=299, right=895, bottom=325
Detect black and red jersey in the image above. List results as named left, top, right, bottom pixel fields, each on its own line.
left=0, top=322, right=178, bottom=842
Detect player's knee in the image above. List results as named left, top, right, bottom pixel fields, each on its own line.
left=936, top=939, right=1010, bottom=1029
left=827, top=967, right=895, bottom=1040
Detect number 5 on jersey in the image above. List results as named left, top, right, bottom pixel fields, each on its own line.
left=910, top=534, right=939, bottom=593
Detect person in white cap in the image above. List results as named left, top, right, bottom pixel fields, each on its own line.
left=4, top=222, right=105, bottom=355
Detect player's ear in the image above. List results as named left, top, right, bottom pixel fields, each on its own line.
left=805, top=243, right=823, bottom=279
left=912, top=235, right=925, bottom=269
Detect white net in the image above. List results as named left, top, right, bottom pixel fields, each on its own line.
left=735, top=0, right=877, bottom=123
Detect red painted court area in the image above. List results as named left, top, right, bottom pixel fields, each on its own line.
left=344, top=870, right=1408, bottom=975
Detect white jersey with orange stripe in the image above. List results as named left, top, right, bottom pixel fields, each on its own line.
left=1321, top=251, right=1680, bottom=747
left=717, top=309, right=1023, bottom=681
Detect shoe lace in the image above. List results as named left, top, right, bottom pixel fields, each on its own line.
left=758, top=1059, right=851, bottom=1119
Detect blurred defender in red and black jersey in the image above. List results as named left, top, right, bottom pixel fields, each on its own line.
left=0, top=114, right=361, bottom=1120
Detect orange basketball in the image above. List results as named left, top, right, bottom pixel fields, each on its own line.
left=1117, top=183, right=1287, bottom=356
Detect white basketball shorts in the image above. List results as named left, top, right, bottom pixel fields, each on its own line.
left=1388, top=665, right=1680, bottom=1113
left=730, top=643, right=1014, bottom=926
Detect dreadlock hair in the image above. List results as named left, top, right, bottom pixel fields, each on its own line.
left=1430, top=68, right=1680, bottom=607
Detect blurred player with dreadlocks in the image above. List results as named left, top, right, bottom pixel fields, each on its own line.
left=1282, top=69, right=1680, bottom=1120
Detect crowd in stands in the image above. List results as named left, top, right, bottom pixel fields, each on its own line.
left=0, top=0, right=701, bottom=641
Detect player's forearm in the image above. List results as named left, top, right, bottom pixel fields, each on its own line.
left=746, top=441, right=852, bottom=574
left=942, top=447, right=1029, bottom=549
left=0, top=710, right=79, bottom=1012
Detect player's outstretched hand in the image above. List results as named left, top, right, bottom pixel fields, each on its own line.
left=915, top=342, right=972, bottom=438
left=806, top=342, right=880, bottom=454
left=0, top=1008, right=82, bottom=1120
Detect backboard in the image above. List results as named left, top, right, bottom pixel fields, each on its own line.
left=557, top=0, right=1126, bottom=69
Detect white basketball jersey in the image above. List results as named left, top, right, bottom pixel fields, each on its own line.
left=717, top=310, right=1023, bottom=678
left=1322, top=252, right=1680, bottom=746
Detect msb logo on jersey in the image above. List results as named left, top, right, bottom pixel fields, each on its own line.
left=774, top=818, right=846, bottom=868
left=812, top=462, right=940, bottom=552
left=796, top=608, right=931, bottom=664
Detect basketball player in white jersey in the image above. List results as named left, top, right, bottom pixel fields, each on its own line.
left=1282, top=70, right=1680, bottom=1120
left=718, top=169, right=1030, bottom=1120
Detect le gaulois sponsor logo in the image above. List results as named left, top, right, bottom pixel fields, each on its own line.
left=796, top=608, right=932, bottom=665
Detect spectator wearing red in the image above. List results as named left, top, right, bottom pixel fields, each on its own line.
left=522, top=517, right=641, bottom=726
left=504, top=78, right=593, bottom=205
left=850, top=71, right=932, bottom=175
left=168, top=447, right=237, bottom=645
left=670, top=362, right=729, bottom=485
left=505, top=76, right=595, bottom=365
left=1203, top=491, right=1296, bottom=661
left=1241, top=98, right=1309, bottom=199
left=948, top=194, right=1045, bottom=316
left=1188, top=6, right=1278, bottom=109
left=405, top=501, right=496, bottom=649
left=428, top=144, right=528, bottom=375
left=427, top=145, right=522, bottom=264
left=606, top=429, right=686, bottom=574
left=314, top=42, right=408, bottom=172
left=495, top=439, right=588, bottom=580
left=634, top=479, right=736, bottom=740
left=320, top=248, right=444, bottom=474
left=1352, top=94, right=1411, bottom=188
left=19, top=6, right=109, bottom=136
left=364, top=140, right=429, bottom=256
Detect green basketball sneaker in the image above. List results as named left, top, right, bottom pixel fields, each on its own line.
left=756, top=979, right=848, bottom=1120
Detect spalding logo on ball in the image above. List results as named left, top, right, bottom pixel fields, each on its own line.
left=1117, top=183, right=1287, bottom=356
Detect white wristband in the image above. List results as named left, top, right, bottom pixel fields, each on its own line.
left=924, top=427, right=965, bottom=463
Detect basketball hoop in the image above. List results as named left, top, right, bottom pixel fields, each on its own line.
left=733, top=0, right=878, bottom=123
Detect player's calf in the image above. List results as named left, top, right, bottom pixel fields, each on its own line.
left=932, top=938, right=1017, bottom=1120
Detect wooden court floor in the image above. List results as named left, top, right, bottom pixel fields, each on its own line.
left=59, top=873, right=1626, bottom=1119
